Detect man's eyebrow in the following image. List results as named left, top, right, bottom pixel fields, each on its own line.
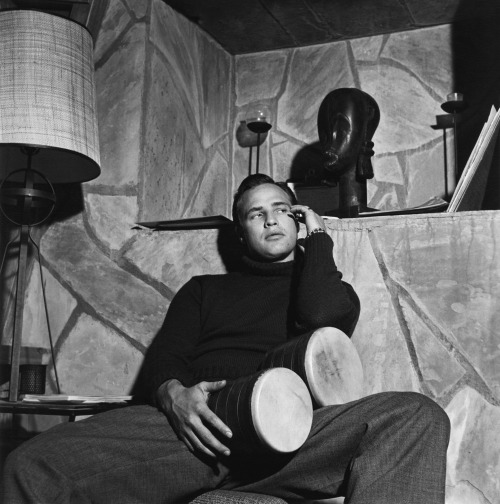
left=245, top=205, right=263, bottom=218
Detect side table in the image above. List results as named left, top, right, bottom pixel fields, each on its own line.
left=0, top=399, right=129, bottom=422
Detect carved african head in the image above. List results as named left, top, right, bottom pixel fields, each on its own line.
left=317, top=88, right=380, bottom=180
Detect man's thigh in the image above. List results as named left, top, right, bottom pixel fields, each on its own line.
left=224, top=391, right=449, bottom=504
left=3, top=404, right=230, bottom=504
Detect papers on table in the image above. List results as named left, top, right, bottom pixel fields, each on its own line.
left=22, top=394, right=133, bottom=404
left=359, top=195, right=448, bottom=217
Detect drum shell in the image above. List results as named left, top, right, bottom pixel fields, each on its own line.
left=207, top=368, right=312, bottom=455
left=259, top=327, right=364, bottom=408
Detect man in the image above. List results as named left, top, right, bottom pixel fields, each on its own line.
left=2, top=174, right=450, bottom=504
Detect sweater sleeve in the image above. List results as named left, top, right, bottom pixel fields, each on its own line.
left=140, top=277, right=202, bottom=403
left=294, top=231, right=360, bottom=336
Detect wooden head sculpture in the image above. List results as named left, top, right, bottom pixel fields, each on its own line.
left=317, top=88, right=380, bottom=217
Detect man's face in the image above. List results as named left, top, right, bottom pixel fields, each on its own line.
left=237, top=184, right=298, bottom=262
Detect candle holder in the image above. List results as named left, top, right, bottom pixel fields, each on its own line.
left=245, top=106, right=272, bottom=174
left=441, top=92, right=467, bottom=183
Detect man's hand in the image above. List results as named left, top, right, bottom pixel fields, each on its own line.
left=156, top=379, right=232, bottom=458
left=290, top=205, right=326, bottom=234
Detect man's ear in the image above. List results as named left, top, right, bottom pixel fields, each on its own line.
left=234, top=224, right=245, bottom=243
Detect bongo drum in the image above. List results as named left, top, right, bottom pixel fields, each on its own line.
left=207, top=367, right=312, bottom=454
left=259, top=327, right=364, bottom=408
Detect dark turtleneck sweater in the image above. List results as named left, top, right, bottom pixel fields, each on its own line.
left=142, top=232, right=360, bottom=398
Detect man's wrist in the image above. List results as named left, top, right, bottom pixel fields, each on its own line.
left=306, top=227, right=326, bottom=239
left=157, top=379, right=182, bottom=402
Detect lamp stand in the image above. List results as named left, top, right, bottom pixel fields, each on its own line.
left=1, top=149, right=60, bottom=401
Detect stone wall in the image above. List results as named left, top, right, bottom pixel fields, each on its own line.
left=232, top=25, right=458, bottom=212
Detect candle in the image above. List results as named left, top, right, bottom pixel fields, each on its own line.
left=447, top=92, right=464, bottom=102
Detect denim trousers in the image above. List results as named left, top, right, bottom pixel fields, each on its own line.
left=1, top=391, right=450, bottom=504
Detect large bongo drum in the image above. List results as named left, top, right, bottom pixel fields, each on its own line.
left=207, top=367, right=312, bottom=454
left=259, top=327, right=364, bottom=408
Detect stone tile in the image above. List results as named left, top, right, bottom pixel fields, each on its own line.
left=56, top=314, right=143, bottom=395
left=406, top=139, right=450, bottom=206
left=372, top=154, right=404, bottom=185
left=41, top=216, right=166, bottom=348
left=368, top=182, right=402, bottom=211
left=445, top=483, right=491, bottom=504
left=124, top=229, right=227, bottom=295
left=235, top=52, right=288, bottom=107
left=358, top=65, right=442, bottom=154
left=85, top=194, right=138, bottom=252
left=446, top=387, right=500, bottom=504
left=399, top=298, right=465, bottom=397
left=219, top=136, right=230, bottom=162
left=150, top=0, right=202, bottom=133
left=325, top=227, right=420, bottom=395
left=278, top=43, right=355, bottom=144
left=93, top=0, right=131, bottom=63
left=187, top=150, right=230, bottom=218
left=93, top=22, right=146, bottom=187
left=199, top=36, right=232, bottom=149
left=350, top=35, right=384, bottom=62
left=21, top=265, right=77, bottom=353
left=124, top=0, right=149, bottom=18
left=141, top=52, right=206, bottom=220
left=271, top=133, right=305, bottom=182
left=381, top=26, right=453, bottom=99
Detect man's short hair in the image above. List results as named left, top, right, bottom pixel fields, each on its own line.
left=232, top=174, right=298, bottom=227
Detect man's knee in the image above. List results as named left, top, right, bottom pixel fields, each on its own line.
left=397, top=392, right=450, bottom=438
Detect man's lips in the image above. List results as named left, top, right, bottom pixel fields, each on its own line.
left=265, top=231, right=285, bottom=240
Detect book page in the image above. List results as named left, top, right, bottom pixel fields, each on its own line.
left=448, top=106, right=500, bottom=212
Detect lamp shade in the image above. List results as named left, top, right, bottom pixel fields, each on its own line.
left=0, top=10, right=100, bottom=183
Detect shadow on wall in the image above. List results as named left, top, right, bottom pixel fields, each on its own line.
left=289, top=141, right=326, bottom=185
left=50, top=183, right=86, bottom=224
left=453, top=0, right=500, bottom=209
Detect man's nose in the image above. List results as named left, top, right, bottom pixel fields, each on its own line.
left=264, top=213, right=278, bottom=227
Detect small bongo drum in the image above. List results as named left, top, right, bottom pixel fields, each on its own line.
left=259, top=327, right=364, bottom=408
left=207, top=367, right=312, bottom=454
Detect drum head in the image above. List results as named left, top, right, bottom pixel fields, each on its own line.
left=251, top=368, right=312, bottom=453
left=305, top=327, right=364, bottom=406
